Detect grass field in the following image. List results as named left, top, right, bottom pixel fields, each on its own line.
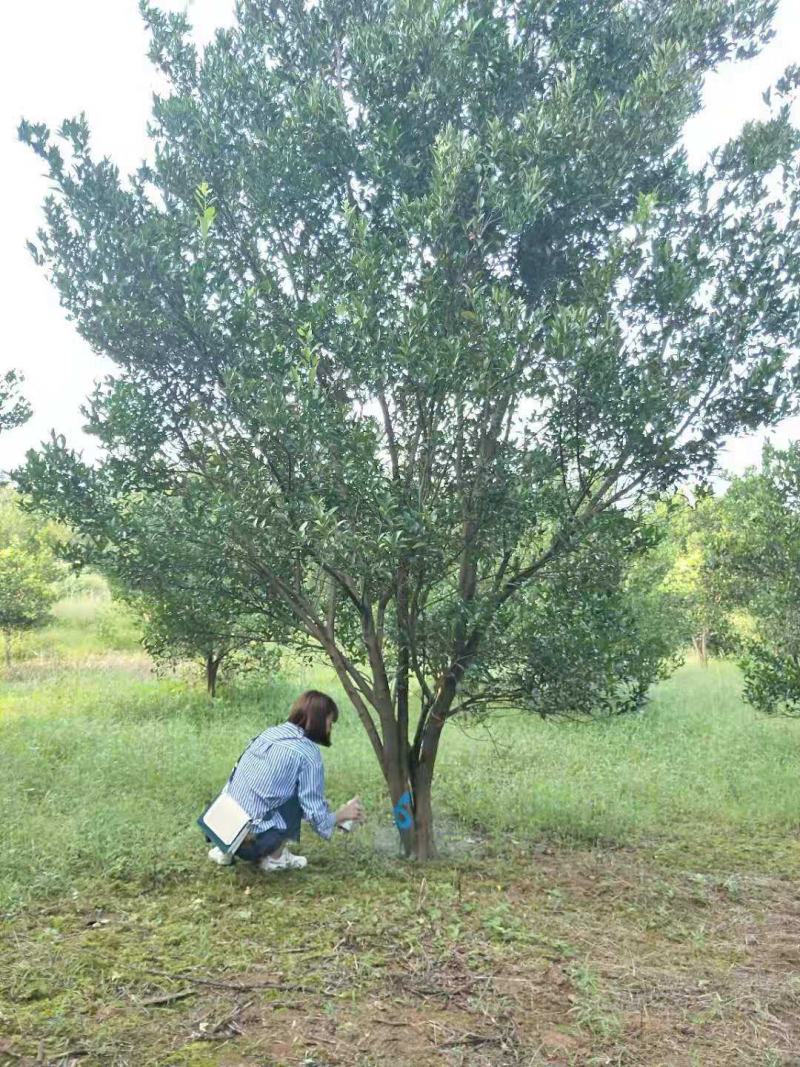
left=1, top=595, right=799, bottom=1065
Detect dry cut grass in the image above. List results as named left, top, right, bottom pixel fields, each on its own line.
left=1, top=840, right=799, bottom=1066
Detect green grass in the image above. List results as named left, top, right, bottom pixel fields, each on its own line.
left=438, top=659, right=800, bottom=850
left=2, top=642, right=799, bottom=912
left=13, top=576, right=142, bottom=662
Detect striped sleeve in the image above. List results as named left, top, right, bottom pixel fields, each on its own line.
left=297, top=751, right=337, bottom=839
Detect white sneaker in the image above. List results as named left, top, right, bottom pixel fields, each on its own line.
left=208, top=845, right=234, bottom=866
left=259, top=848, right=308, bottom=872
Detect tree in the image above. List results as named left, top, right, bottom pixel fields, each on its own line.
left=91, top=492, right=280, bottom=697
left=14, top=475, right=280, bottom=695
left=138, top=592, right=276, bottom=697
left=463, top=511, right=685, bottom=719
left=18, top=1, right=800, bottom=857
left=713, top=445, right=800, bottom=715
left=643, top=494, right=732, bottom=665
left=0, top=489, right=60, bottom=666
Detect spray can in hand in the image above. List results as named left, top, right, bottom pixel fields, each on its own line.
left=337, top=795, right=365, bottom=832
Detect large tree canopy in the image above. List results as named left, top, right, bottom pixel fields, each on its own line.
left=18, top=0, right=800, bottom=856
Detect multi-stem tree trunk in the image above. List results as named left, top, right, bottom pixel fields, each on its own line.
left=408, top=750, right=439, bottom=861
left=321, top=628, right=448, bottom=860
left=693, top=628, right=709, bottom=667
left=383, top=744, right=439, bottom=861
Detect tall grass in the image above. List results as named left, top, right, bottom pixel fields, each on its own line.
left=437, top=660, right=800, bottom=843
left=14, top=577, right=142, bottom=662
left=3, top=605, right=800, bottom=910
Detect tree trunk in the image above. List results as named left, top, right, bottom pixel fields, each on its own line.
left=389, top=777, right=416, bottom=858
left=3, top=631, right=11, bottom=670
left=206, top=653, right=220, bottom=697
left=410, top=769, right=437, bottom=861
left=383, top=750, right=439, bottom=860
left=395, top=565, right=411, bottom=787
left=693, top=629, right=709, bottom=667
left=319, top=606, right=450, bottom=861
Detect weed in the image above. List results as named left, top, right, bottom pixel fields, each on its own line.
left=566, top=962, right=622, bottom=1040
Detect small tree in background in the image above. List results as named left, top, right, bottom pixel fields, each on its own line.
left=20, top=480, right=280, bottom=695
left=465, top=513, right=685, bottom=719
left=0, top=489, right=61, bottom=667
left=643, top=494, right=733, bottom=665
left=18, top=1, right=800, bottom=857
left=119, top=496, right=284, bottom=696
left=713, top=445, right=800, bottom=715
left=137, top=593, right=277, bottom=697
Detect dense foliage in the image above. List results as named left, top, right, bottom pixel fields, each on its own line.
left=713, top=446, right=800, bottom=715
left=635, top=494, right=734, bottom=665
left=0, top=489, right=62, bottom=665
left=34, top=483, right=280, bottom=694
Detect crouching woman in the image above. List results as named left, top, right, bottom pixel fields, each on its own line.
left=208, top=690, right=364, bottom=872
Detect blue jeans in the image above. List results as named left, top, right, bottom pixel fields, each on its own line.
left=235, top=794, right=302, bottom=862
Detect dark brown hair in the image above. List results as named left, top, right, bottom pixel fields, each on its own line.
left=288, top=690, right=339, bottom=746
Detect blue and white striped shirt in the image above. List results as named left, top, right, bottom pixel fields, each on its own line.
left=223, top=721, right=337, bottom=839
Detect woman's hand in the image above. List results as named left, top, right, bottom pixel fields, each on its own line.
left=336, top=795, right=365, bottom=825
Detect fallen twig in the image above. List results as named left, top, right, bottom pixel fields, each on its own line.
left=140, top=968, right=312, bottom=994
left=136, top=988, right=196, bottom=1007
left=193, top=997, right=255, bottom=1040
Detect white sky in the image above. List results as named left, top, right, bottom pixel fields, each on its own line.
left=0, top=0, right=798, bottom=479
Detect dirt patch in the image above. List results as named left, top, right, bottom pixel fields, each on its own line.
left=371, top=813, right=487, bottom=858
left=281, top=864, right=798, bottom=1064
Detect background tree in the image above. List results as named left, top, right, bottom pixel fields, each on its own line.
left=18, top=0, right=800, bottom=857
left=18, top=477, right=281, bottom=695
left=98, top=496, right=284, bottom=697
left=0, top=489, right=61, bottom=667
left=462, top=511, right=685, bottom=719
left=641, top=494, right=733, bottom=665
left=713, top=445, right=800, bottom=715
left=136, top=592, right=277, bottom=698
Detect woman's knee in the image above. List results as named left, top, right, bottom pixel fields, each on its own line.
left=238, top=829, right=285, bottom=862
